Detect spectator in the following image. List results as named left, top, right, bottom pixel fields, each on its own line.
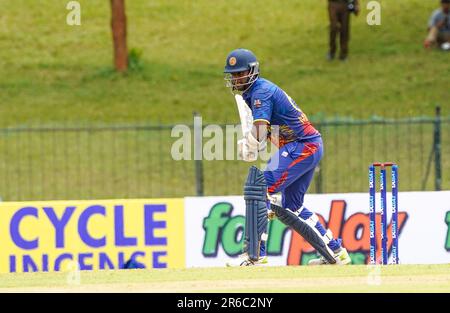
left=424, top=0, right=450, bottom=50
left=327, top=0, right=360, bottom=61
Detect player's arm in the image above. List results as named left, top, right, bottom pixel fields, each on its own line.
left=251, top=120, right=269, bottom=146
left=250, top=92, right=272, bottom=143
left=246, top=94, right=272, bottom=153
left=242, top=120, right=268, bottom=160
left=239, top=94, right=271, bottom=161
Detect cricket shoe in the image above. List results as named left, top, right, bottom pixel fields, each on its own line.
left=308, top=247, right=352, bottom=265
left=226, top=253, right=268, bottom=267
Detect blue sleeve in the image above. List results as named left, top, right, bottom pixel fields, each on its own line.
left=251, top=90, right=273, bottom=124
left=429, top=10, right=440, bottom=28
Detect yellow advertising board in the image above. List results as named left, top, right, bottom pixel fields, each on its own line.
left=0, top=199, right=185, bottom=273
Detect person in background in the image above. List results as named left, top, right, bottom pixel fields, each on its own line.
left=424, top=0, right=450, bottom=50
left=327, top=0, right=360, bottom=61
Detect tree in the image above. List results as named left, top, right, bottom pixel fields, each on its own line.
left=110, top=0, right=128, bottom=72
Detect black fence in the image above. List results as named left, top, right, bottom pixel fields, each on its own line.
left=0, top=108, right=447, bottom=201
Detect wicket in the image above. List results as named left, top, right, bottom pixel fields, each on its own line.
left=369, top=162, right=399, bottom=265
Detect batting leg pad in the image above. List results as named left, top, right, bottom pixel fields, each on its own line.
left=244, top=166, right=269, bottom=261
left=271, top=204, right=336, bottom=264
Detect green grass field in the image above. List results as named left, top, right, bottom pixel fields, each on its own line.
left=0, top=0, right=448, bottom=200
left=0, top=265, right=449, bottom=292
left=0, top=0, right=448, bottom=126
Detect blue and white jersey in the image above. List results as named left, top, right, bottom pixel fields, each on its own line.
left=242, top=78, right=320, bottom=147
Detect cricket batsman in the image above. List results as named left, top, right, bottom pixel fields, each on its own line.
left=224, top=48, right=351, bottom=266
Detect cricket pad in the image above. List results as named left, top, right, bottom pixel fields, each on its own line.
left=243, top=166, right=268, bottom=261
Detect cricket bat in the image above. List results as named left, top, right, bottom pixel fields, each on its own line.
left=235, top=94, right=257, bottom=161
left=235, top=94, right=253, bottom=137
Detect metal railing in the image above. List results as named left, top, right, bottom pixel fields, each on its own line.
left=0, top=107, right=447, bottom=201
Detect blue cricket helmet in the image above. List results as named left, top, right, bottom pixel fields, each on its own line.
left=224, top=48, right=260, bottom=93
left=224, top=48, right=258, bottom=73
